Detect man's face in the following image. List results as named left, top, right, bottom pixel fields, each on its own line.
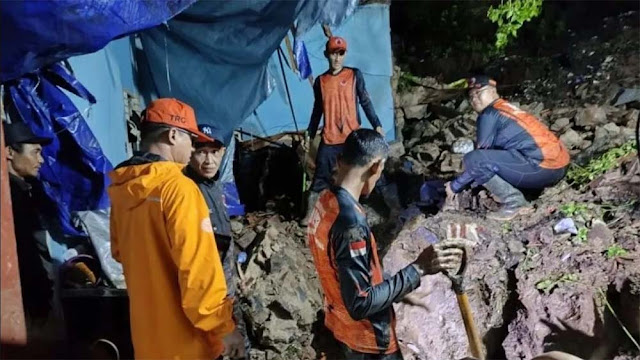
left=190, top=144, right=226, bottom=179
left=328, top=50, right=345, bottom=71
left=469, top=86, right=494, bottom=113
left=361, top=158, right=385, bottom=197
left=172, top=129, right=195, bottom=164
left=7, top=143, right=44, bottom=178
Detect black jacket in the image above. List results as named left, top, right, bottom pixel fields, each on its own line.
left=9, top=173, right=54, bottom=321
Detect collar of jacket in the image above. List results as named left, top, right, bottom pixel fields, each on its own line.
left=9, top=172, right=32, bottom=192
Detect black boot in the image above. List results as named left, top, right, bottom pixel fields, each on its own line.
left=483, top=175, right=533, bottom=221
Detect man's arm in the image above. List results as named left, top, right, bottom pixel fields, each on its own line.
left=333, top=225, right=421, bottom=320
left=164, top=179, right=235, bottom=337
left=476, top=111, right=498, bottom=149
left=450, top=112, right=498, bottom=193
left=354, top=69, right=382, bottom=130
left=308, top=77, right=323, bottom=140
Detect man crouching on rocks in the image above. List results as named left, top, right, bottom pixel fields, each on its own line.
left=445, top=75, right=570, bottom=221
left=307, top=128, right=468, bottom=359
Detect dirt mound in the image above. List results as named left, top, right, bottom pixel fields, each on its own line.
left=382, top=156, right=640, bottom=360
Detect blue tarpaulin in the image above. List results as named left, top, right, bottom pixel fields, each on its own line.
left=0, top=0, right=196, bottom=82
left=3, top=64, right=112, bottom=235
left=137, top=0, right=357, bottom=145
left=1, top=0, right=194, bottom=235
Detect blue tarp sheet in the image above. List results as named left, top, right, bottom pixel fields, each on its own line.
left=243, top=4, right=395, bottom=141
left=1, top=0, right=194, bottom=235
left=137, top=0, right=357, bottom=145
left=0, top=0, right=196, bottom=82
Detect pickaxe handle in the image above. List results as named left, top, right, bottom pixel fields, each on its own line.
left=455, top=291, right=484, bottom=360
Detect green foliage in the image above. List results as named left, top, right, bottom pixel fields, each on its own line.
left=567, top=141, right=638, bottom=186
left=397, top=71, right=421, bottom=93
left=487, top=0, right=544, bottom=50
left=560, top=202, right=588, bottom=217
left=573, top=227, right=588, bottom=245
left=536, top=273, right=578, bottom=294
left=606, top=244, right=629, bottom=259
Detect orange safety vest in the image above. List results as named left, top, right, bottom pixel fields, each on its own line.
left=319, top=68, right=361, bottom=145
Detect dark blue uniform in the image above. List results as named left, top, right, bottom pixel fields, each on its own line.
left=451, top=99, right=570, bottom=193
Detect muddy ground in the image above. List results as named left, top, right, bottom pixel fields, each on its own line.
left=231, top=12, right=639, bottom=360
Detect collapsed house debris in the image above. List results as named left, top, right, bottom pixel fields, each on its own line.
left=231, top=213, right=323, bottom=360
left=230, top=12, right=639, bottom=360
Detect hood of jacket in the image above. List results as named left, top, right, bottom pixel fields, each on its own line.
left=109, top=152, right=186, bottom=210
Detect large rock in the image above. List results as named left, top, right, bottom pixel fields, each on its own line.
left=439, top=151, right=463, bottom=173
left=403, top=105, right=428, bottom=120
left=623, top=109, right=639, bottom=129
left=559, top=129, right=584, bottom=150
left=382, top=213, right=512, bottom=360
left=452, top=138, right=474, bottom=154
left=575, top=106, right=607, bottom=128
left=412, top=143, right=441, bottom=165
left=504, top=224, right=614, bottom=360
left=550, top=117, right=571, bottom=132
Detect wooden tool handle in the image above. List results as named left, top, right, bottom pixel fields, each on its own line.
left=456, top=293, right=484, bottom=360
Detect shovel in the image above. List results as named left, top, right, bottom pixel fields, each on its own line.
left=447, top=247, right=484, bottom=360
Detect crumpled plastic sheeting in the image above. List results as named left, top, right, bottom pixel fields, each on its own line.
left=3, top=63, right=113, bottom=236
left=137, top=0, right=357, bottom=146
left=76, top=209, right=126, bottom=289
left=293, top=0, right=358, bottom=38
left=0, top=0, right=196, bottom=82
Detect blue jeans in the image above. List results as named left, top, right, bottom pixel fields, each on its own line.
left=463, top=149, right=567, bottom=189
left=311, top=141, right=344, bottom=192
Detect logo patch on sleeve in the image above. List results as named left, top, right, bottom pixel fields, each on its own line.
left=349, top=240, right=367, bottom=258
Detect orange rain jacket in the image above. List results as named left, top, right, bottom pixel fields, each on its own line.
left=109, top=155, right=234, bottom=359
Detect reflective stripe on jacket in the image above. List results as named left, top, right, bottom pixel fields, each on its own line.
left=307, top=187, right=420, bottom=354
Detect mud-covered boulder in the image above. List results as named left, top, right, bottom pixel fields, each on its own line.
left=382, top=213, right=517, bottom=360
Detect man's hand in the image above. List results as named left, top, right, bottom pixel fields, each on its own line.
left=375, top=126, right=385, bottom=137
left=412, top=242, right=464, bottom=276
left=412, top=222, right=479, bottom=277
left=222, top=329, right=246, bottom=359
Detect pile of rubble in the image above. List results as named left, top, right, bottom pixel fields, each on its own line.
left=229, top=13, right=639, bottom=360
left=392, top=18, right=639, bottom=178
left=231, top=214, right=323, bottom=360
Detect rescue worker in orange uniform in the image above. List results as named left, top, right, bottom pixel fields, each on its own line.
left=301, top=36, right=384, bottom=226
left=445, top=76, right=570, bottom=221
left=307, top=129, right=467, bottom=359
left=108, top=98, right=243, bottom=359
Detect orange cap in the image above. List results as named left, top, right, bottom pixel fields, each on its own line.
left=326, top=36, right=347, bottom=53
left=142, top=98, right=214, bottom=143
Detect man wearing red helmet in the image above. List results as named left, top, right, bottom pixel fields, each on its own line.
left=301, top=36, right=384, bottom=226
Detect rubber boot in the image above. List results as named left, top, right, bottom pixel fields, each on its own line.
left=300, top=191, right=320, bottom=227
left=482, top=175, right=533, bottom=221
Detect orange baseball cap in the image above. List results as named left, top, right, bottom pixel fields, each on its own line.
left=142, top=98, right=214, bottom=143
left=326, top=36, right=347, bottom=53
